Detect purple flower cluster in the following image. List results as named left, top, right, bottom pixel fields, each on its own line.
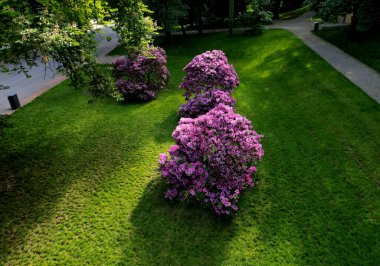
left=159, top=104, right=264, bottom=215
left=179, top=50, right=239, bottom=100
left=159, top=49, right=263, bottom=215
left=112, top=46, right=170, bottom=101
left=179, top=90, right=236, bottom=118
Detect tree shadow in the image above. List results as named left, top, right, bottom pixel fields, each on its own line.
left=151, top=108, right=179, bottom=144
left=0, top=93, right=146, bottom=260
left=120, top=178, right=235, bottom=265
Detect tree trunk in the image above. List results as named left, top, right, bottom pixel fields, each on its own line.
left=229, top=0, right=234, bottom=36
left=372, top=0, right=380, bottom=32
left=197, top=17, right=203, bottom=35
left=179, top=18, right=186, bottom=36
left=273, top=0, right=281, bottom=19
left=349, top=3, right=360, bottom=36
left=164, top=30, right=172, bottom=43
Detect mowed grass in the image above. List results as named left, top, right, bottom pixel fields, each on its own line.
left=315, top=26, right=380, bottom=73
left=0, top=30, right=379, bottom=265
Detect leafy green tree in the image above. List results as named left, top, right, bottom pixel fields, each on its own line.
left=183, top=0, right=211, bottom=34
left=0, top=0, right=111, bottom=93
left=237, top=0, right=273, bottom=34
left=146, top=0, right=188, bottom=41
left=307, top=0, right=380, bottom=33
left=111, top=0, right=157, bottom=53
left=0, top=0, right=157, bottom=96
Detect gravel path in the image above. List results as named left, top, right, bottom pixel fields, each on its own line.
left=0, top=27, right=119, bottom=114
left=270, top=12, right=380, bottom=103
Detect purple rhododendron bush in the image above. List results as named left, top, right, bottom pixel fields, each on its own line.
left=179, top=50, right=240, bottom=100
left=159, top=104, right=264, bottom=215
left=178, top=90, right=236, bottom=118
left=112, top=46, right=170, bottom=101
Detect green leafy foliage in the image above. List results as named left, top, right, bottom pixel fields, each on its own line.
left=237, top=1, right=273, bottom=34
left=307, top=0, right=380, bottom=33
left=0, top=0, right=156, bottom=96
left=0, top=0, right=112, bottom=94
left=147, top=0, right=188, bottom=34
left=112, top=0, right=158, bottom=54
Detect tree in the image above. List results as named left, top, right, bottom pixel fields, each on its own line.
left=229, top=0, right=235, bottom=35
left=111, top=0, right=157, bottom=53
left=0, top=0, right=157, bottom=96
left=0, top=0, right=111, bottom=94
left=146, top=0, right=188, bottom=41
left=183, top=0, right=210, bottom=35
left=307, top=0, right=380, bottom=33
left=237, top=0, right=273, bottom=34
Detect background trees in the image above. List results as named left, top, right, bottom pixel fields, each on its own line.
left=308, top=0, right=380, bottom=33
left=146, top=0, right=188, bottom=41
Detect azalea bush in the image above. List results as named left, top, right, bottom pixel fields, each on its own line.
left=159, top=104, right=264, bottom=215
left=178, top=90, right=236, bottom=118
left=112, top=46, right=170, bottom=101
left=179, top=50, right=239, bottom=100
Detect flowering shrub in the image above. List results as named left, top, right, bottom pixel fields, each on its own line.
left=179, top=50, right=240, bottom=99
left=159, top=104, right=264, bottom=215
left=178, top=90, right=236, bottom=118
left=112, top=46, right=170, bottom=101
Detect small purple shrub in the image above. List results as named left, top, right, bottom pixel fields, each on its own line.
left=159, top=104, right=264, bottom=215
left=178, top=90, right=236, bottom=118
left=112, top=46, right=170, bottom=101
left=180, top=50, right=239, bottom=100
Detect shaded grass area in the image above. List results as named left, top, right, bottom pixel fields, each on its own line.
left=315, top=26, right=380, bottom=73
left=107, top=44, right=127, bottom=56
left=1, top=30, right=379, bottom=265
left=279, top=4, right=312, bottom=20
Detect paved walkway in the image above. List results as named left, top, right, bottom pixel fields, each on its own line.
left=0, top=26, right=119, bottom=114
left=1, top=15, right=379, bottom=114
left=270, top=12, right=380, bottom=103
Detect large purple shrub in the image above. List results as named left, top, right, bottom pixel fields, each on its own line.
left=179, top=50, right=239, bottom=100
left=159, top=104, right=264, bottom=215
left=178, top=90, right=236, bottom=118
left=112, top=46, right=170, bottom=101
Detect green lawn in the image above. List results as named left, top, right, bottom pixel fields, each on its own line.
left=315, top=26, right=380, bottom=73
left=1, top=30, right=379, bottom=265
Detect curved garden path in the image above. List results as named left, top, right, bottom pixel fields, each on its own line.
left=1, top=14, right=379, bottom=115
left=270, top=11, right=380, bottom=103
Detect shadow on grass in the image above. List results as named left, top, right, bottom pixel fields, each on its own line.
left=119, top=178, right=234, bottom=266
left=0, top=100, right=145, bottom=260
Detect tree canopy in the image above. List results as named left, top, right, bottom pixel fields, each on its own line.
left=0, top=0, right=157, bottom=94
left=308, top=0, right=380, bottom=33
